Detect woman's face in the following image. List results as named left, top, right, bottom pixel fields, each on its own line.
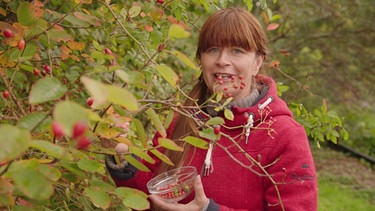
left=200, top=46, right=263, bottom=101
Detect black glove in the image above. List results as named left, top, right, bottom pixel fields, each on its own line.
left=105, top=155, right=138, bottom=180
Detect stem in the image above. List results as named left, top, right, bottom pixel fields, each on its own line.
left=0, top=74, right=26, bottom=117
left=99, top=0, right=155, bottom=65
left=27, top=2, right=82, bottom=42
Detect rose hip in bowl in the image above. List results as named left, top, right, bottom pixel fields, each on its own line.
left=147, top=166, right=197, bottom=203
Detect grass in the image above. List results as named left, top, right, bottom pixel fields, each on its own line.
left=311, top=143, right=375, bottom=211
left=318, top=177, right=374, bottom=211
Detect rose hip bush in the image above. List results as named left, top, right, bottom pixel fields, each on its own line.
left=0, top=0, right=228, bottom=209
left=0, top=0, right=348, bottom=210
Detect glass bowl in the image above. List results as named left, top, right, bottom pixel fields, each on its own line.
left=147, top=166, right=197, bottom=203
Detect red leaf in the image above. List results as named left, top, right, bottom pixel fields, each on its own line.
left=267, top=23, right=279, bottom=31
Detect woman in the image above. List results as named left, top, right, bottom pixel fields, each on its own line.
left=106, top=7, right=318, bottom=211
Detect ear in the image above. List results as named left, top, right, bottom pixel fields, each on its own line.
left=253, top=55, right=264, bottom=75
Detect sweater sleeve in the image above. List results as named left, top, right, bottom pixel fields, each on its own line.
left=263, top=119, right=318, bottom=211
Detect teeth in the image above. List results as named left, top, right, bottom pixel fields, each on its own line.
left=215, top=73, right=232, bottom=79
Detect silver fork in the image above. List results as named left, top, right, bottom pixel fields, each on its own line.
left=203, top=141, right=214, bottom=176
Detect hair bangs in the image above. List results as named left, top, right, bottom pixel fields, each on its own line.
left=207, top=18, right=253, bottom=51
left=196, top=8, right=264, bottom=60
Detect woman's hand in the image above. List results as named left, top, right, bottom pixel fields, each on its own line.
left=149, top=175, right=209, bottom=211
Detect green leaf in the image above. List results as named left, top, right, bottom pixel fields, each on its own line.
left=171, top=50, right=199, bottom=71
left=81, top=76, right=139, bottom=111
left=129, top=146, right=155, bottom=164
left=199, top=128, right=217, bottom=141
left=340, top=128, right=349, bottom=140
left=0, top=125, right=30, bottom=163
left=60, top=162, right=87, bottom=179
left=26, top=19, right=48, bottom=39
left=183, top=136, right=208, bottom=149
left=81, top=76, right=109, bottom=106
left=0, top=178, right=13, bottom=207
left=64, top=13, right=90, bottom=27
left=168, top=24, right=190, bottom=39
left=48, top=29, right=74, bottom=42
left=330, top=135, right=337, bottom=144
left=73, top=11, right=101, bottom=26
left=224, top=109, right=234, bottom=121
left=38, top=164, right=61, bottom=182
left=244, top=0, right=254, bottom=11
left=29, top=140, right=70, bottom=160
left=108, top=85, right=139, bottom=111
left=206, top=117, right=224, bottom=125
left=132, top=118, right=148, bottom=148
left=156, top=64, right=178, bottom=88
left=146, top=108, right=167, bottom=138
left=115, top=187, right=149, bottom=210
left=29, top=77, right=67, bottom=105
left=7, top=159, right=54, bottom=200
left=123, top=154, right=151, bottom=172
left=270, top=14, right=282, bottom=22
left=17, top=2, right=38, bottom=26
left=164, top=110, right=174, bottom=130
left=84, top=187, right=110, bottom=209
left=216, top=92, right=223, bottom=102
left=17, top=112, right=50, bottom=131
left=129, top=5, right=141, bottom=18
left=87, top=108, right=103, bottom=122
left=53, top=101, right=89, bottom=137
left=115, top=69, right=130, bottom=83
left=150, top=149, right=174, bottom=166
left=158, top=138, right=183, bottom=151
left=77, top=159, right=106, bottom=175
left=19, top=40, right=38, bottom=62
left=89, top=177, right=116, bottom=192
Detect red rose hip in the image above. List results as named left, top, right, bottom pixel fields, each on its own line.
left=77, top=136, right=91, bottom=149
left=18, top=39, right=25, bottom=50
left=3, top=90, right=9, bottom=99
left=3, top=29, right=13, bottom=38
left=52, top=121, right=64, bottom=138
left=214, top=125, right=221, bottom=134
left=72, top=121, right=87, bottom=138
left=86, top=97, right=94, bottom=107
left=43, top=64, right=51, bottom=73
left=104, top=48, right=112, bottom=55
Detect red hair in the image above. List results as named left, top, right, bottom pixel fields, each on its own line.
left=196, top=7, right=268, bottom=60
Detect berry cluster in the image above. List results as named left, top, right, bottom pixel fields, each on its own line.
left=156, top=182, right=193, bottom=200
left=52, top=121, right=91, bottom=149
left=216, top=74, right=248, bottom=98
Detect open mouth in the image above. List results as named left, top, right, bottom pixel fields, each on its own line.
left=214, top=73, right=234, bottom=80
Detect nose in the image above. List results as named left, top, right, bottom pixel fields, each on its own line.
left=215, top=51, right=230, bottom=67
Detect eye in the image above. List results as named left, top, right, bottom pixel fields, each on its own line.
left=232, top=48, right=244, bottom=54
left=207, top=47, right=219, bottom=54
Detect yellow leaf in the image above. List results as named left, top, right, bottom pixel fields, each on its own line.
left=156, top=64, right=178, bottom=88
left=0, top=8, right=6, bottom=17
left=113, top=136, right=133, bottom=146
left=67, top=41, right=85, bottom=50
left=168, top=24, right=190, bottom=39
left=171, top=50, right=199, bottom=71
left=158, top=138, right=183, bottom=151
left=60, top=45, right=71, bottom=60
left=38, top=159, right=54, bottom=164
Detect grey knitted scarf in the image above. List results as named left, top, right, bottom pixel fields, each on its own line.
left=205, top=87, right=261, bottom=117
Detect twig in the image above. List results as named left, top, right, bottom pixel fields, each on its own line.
left=99, top=0, right=155, bottom=65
